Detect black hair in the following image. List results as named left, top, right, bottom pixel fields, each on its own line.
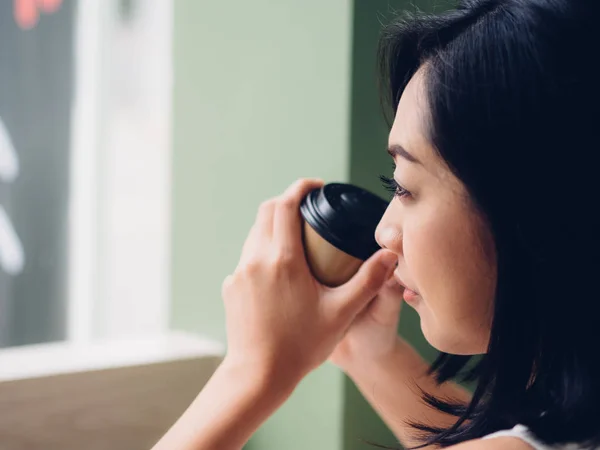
left=378, top=0, right=600, bottom=448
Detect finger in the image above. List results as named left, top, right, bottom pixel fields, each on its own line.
left=274, top=178, right=324, bottom=250
left=364, top=278, right=404, bottom=328
left=236, top=223, right=259, bottom=270
left=328, top=249, right=398, bottom=323
left=221, top=274, right=234, bottom=300
left=254, top=198, right=277, bottom=241
left=237, top=199, right=276, bottom=269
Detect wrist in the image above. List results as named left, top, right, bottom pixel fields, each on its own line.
left=343, top=336, right=413, bottom=381
left=220, top=354, right=301, bottom=400
left=154, top=355, right=299, bottom=450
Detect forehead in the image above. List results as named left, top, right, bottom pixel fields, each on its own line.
left=389, top=69, right=431, bottom=159
left=389, top=69, right=464, bottom=189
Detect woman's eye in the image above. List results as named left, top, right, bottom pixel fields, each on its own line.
left=379, top=175, right=411, bottom=199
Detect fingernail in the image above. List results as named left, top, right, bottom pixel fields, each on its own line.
left=381, top=250, right=398, bottom=269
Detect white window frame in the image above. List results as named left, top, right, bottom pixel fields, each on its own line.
left=68, top=0, right=173, bottom=342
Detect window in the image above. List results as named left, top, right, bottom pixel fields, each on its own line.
left=0, top=4, right=221, bottom=447
left=0, top=0, right=172, bottom=347
left=0, top=0, right=75, bottom=347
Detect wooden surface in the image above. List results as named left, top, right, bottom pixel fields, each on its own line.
left=0, top=355, right=222, bottom=450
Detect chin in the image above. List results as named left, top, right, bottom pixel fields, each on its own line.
left=419, top=315, right=488, bottom=355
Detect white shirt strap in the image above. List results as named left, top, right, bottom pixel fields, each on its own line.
left=483, top=425, right=553, bottom=450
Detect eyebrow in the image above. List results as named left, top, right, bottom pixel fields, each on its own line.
left=387, top=144, right=421, bottom=164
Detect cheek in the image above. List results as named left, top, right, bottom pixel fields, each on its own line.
left=403, top=204, right=496, bottom=353
left=403, top=213, right=455, bottom=304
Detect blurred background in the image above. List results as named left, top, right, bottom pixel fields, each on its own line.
left=0, top=0, right=447, bottom=449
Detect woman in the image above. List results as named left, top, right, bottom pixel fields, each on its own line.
left=153, top=0, right=600, bottom=449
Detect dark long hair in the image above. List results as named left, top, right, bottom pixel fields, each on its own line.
left=378, top=0, right=600, bottom=447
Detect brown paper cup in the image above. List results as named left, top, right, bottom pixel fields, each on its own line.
left=303, top=221, right=363, bottom=287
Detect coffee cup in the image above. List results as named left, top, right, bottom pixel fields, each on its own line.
left=299, top=183, right=388, bottom=287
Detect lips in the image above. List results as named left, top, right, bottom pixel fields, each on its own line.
left=393, top=270, right=419, bottom=295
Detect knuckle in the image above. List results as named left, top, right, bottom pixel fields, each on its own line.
left=243, top=258, right=263, bottom=275
left=272, top=248, right=295, bottom=266
left=284, top=178, right=308, bottom=196
left=221, top=275, right=234, bottom=298
left=278, top=195, right=297, bottom=210
left=230, top=259, right=264, bottom=286
left=294, top=178, right=312, bottom=193
left=258, top=199, right=276, bottom=214
left=300, top=177, right=323, bottom=188
left=299, top=177, right=317, bottom=186
left=297, top=178, right=310, bottom=187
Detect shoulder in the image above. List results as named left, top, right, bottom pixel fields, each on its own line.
left=447, top=437, right=535, bottom=450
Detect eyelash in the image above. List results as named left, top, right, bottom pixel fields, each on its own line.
left=379, top=175, right=411, bottom=199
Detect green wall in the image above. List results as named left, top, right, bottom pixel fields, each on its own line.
left=343, top=1, right=445, bottom=448
left=172, top=1, right=447, bottom=449
left=172, top=1, right=352, bottom=449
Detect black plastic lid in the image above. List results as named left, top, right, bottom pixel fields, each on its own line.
left=300, top=183, right=388, bottom=261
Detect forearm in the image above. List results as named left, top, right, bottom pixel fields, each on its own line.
left=152, top=359, right=296, bottom=450
left=347, top=338, right=471, bottom=449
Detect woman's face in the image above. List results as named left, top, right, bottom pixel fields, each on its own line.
left=375, top=69, right=497, bottom=355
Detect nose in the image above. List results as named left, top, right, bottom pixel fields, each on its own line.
left=375, top=206, right=402, bottom=254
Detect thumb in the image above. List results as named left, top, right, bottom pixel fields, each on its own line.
left=331, top=249, right=398, bottom=322
left=364, top=277, right=405, bottom=328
